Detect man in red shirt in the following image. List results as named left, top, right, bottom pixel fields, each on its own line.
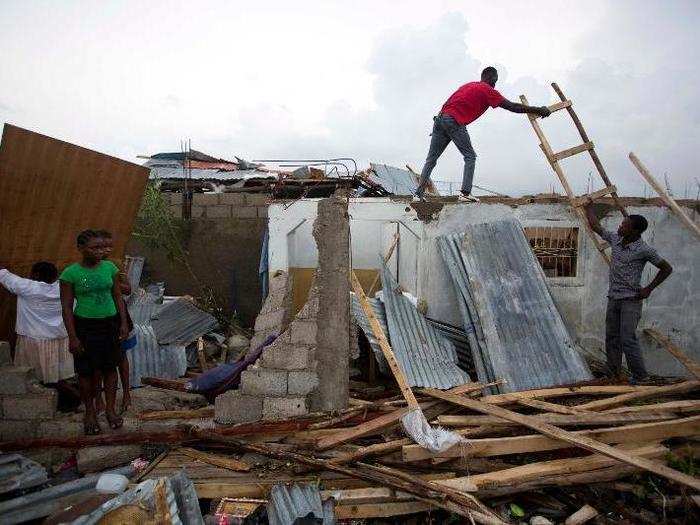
left=416, top=66, right=551, bottom=202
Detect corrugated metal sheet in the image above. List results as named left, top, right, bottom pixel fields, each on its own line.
left=125, top=255, right=145, bottom=293
left=351, top=294, right=390, bottom=374
left=128, top=323, right=187, bottom=388
left=426, top=318, right=474, bottom=373
left=369, top=163, right=419, bottom=195
left=149, top=166, right=275, bottom=181
left=267, top=483, right=335, bottom=525
left=438, top=218, right=592, bottom=393
left=150, top=298, right=218, bottom=345
left=380, top=263, right=471, bottom=389
left=0, top=124, right=149, bottom=340
left=0, top=454, right=47, bottom=495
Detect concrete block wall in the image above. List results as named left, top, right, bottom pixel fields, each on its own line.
left=164, top=192, right=270, bottom=220
left=0, top=365, right=57, bottom=440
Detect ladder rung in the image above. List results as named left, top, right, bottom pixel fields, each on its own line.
left=571, top=185, right=618, bottom=208
left=552, top=141, right=594, bottom=162
left=534, top=100, right=572, bottom=119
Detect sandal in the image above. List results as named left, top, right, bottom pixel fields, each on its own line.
left=106, top=413, right=124, bottom=430
left=84, top=420, right=102, bottom=436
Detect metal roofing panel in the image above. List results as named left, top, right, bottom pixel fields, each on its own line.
left=438, top=218, right=592, bottom=393
left=351, top=294, right=390, bottom=375
left=128, top=323, right=187, bottom=388
left=149, top=166, right=275, bottom=181
left=150, top=298, right=218, bottom=345
left=0, top=124, right=149, bottom=340
left=369, top=163, right=419, bottom=195
left=0, top=454, right=47, bottom=495
left=267, top=483, right=335, bottom=525
left=380, top=263, right=471, bottom=389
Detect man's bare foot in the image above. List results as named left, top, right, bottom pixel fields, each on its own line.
left=84, top=413, right=101, bottom=435
left=106, top=412, right=124, bottom=430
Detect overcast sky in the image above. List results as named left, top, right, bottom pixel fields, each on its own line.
left=1, top=1, right=698, bottom=196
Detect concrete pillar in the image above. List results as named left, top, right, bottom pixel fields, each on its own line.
left=311, top=196, right=350, bottom=411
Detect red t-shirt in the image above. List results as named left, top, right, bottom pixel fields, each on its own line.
left=441, top=81, right=505, bottom=125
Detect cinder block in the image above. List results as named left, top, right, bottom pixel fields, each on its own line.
left=169, top=204, right=183, bottom=218
left=77, top=444, right=143, bottom=473
left=2, top=389, right=57, bottom=420
left=192, top=193, right=220, bottom=205
left=38, top=416, right=84, bottom=439
left=240, top=368, right=288, bottom=397
left=269, top=272, right=289, bottom=293
left=263, top=396, right=308, bottom=420
left=219, top=193, right=247, bottom=206
left=231, top=206, right=258, bottom=219
left=247, top=194, right=269, bottom=207
left=257, top=206, right=268, bottom=218
left=261, top=344, right=311, bottom=370
left=287, top=371, right=319, bottom=396
left=215, top=391, right=263, bottom=424
left=290, top=321, right=317, bottom=345
left=191, top=205, right=206, bottom=218
left=205, top=205, right=232, bottom=218
left=0, top=366, right=35, bottom=395
left=0, top=341, right=11, bottom=366
left=0, top=419, right=37, bottom=440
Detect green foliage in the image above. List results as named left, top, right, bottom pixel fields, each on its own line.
left=666, top=448, right=697, bottom=476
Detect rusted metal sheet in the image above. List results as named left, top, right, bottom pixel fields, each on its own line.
left=0, top=124, right=149, bottom=339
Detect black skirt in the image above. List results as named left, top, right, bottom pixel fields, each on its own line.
left=73, top=315, right=122, bottom=377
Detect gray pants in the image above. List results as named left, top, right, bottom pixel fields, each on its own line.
left=417, top=114, right=476, bottom=197
left=605, top=298, right=647, bottom=380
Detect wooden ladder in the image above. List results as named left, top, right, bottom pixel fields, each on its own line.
left=521, top=83, right=627, bottom=264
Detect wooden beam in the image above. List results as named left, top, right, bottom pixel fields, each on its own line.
left=350, top=271, right=419, bottom=409
left=480, top=385, right=653, bottom=406
left=605, top=399, right=700, bottom=415
left=137, top=407, right=214, bottom=421
left=532, top=99, right=572, bottom=118
left=516, top=397, right=587, bottom=414
left=335, top=501, right=432, bottom=519
left=437, top=411, right=678, bottom=428
left=421, top=389, right=700, bottom=491
left=565, top=504, right=599, bottom=525
left=552, top=141, right=595, bottom=162
left=570, top=185, right=618, bottom=208
left=178, top=447, right=251, bottom=472
left=629, top=152, right=700, bottom=241
left=643, top=328, right=700, bottom=379
left=403, top=416, right=699, bottom=461
left=436, top=443, right=666, bottom=493
left=576, top=380, right=700, bottom=411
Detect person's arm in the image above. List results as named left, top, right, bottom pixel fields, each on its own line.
left=584, top=203, right=607, bottom=237
left=112, top=277, right=129, bottom=341
left=637, top=259, right=673, bottom=299
left=60, top=281, right=82, bottom=354
left=499, top=99, right=551, bottom=117
left=0, top=267, right=41, bottom=297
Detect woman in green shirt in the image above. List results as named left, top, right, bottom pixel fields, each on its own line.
left=60, top=230, right=129, bottom=435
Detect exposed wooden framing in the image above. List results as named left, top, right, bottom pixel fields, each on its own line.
left=537, top=99, right=572, bottom=116
left=629, top=152, right=700, bottom=241
left=178, top=447, right=251, bottom=472
left=480, top=385, right=652, bottom=406
left=516, top=397, right=587, bottom=414
left=570, top=185, right=618, bottom=208
left=437, top=411, right=677, bottom=428
left=422, top=388, right=700, bottom=491
left=644, top=328, right=700, bottom=379
left=436, top=443, right=667, bottom=493
left=605, top=399, right=700, bottom=415
left=576, top=380, right=700, bottom=411
left=552, top=141, right=595, bottom=162
left=335, top=501, right=432, bottom=519
left=350, top=271, right=419, bottom=409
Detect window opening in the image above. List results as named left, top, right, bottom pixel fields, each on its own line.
left=524, top=226, right=579, bottom=277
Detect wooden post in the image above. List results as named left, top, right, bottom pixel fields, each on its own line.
left=629, top=152, right=700, bottom=242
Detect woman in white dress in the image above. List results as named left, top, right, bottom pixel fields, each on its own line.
left=0, top=262, right=74, bottom=383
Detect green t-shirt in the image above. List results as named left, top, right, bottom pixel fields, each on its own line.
left=60, top=261, right=119, bottom=318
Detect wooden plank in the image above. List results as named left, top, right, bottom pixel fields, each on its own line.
left=436, top=443, right=666, bottom=492
left=576, top=380, right=700, bottom=411
left=629, top=152, right=700, bottom=241
left=321, top=486, right=407, bottom=505
left=178, top=447, right=251, bottom=472
left=570, top=185, right=618, bottom=208
left=605, top=399, right=700, bottom=415
left=552, top=141, right=595, bottom=162
left=437, top=411, right=678, bottom=428
left=335, top=501, right=432, bottom=519
left=137, top=407, right=215, bottom=421
left=565, top=504, right=599, bottom=525
left=421, top=389, right=700, bottom=491
left=644, top=328, right=700, bottom=379
left=350, top=271, right=419, bottom=409
left=532, top=99, right=572, bottom=117
left=480, top=385, right=652, bottom=406
left=516, top=397, right=587, bottom=414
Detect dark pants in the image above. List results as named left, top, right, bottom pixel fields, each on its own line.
left=605, top=298, right=647, bottom=380
left=417, top=114, right=476, bottom=197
